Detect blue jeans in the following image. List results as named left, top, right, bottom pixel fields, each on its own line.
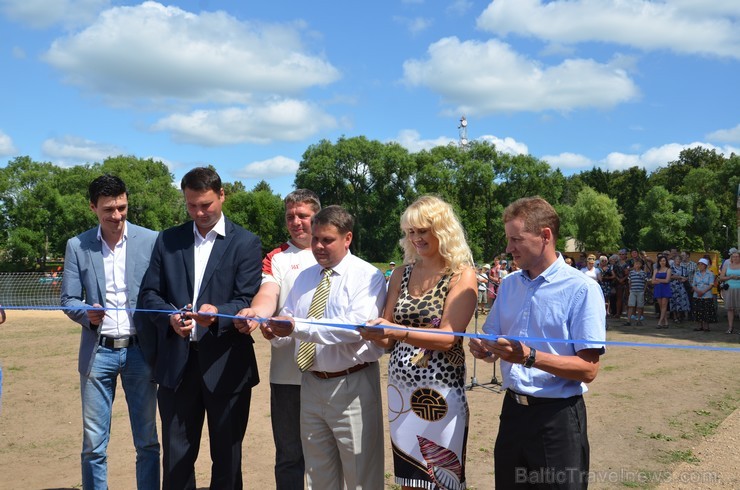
left=80, top=343, right=159, bottom=490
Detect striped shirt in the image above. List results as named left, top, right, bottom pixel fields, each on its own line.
left=628, top=270, right=648, bottom=292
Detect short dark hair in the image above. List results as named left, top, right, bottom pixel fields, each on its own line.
left=312, top=205, right=354, bottom=235
left=89, top=175, right=127, bottom=205
left=181, top=167, right=222, bottom=193
left=503, top=196, right=560, bottom=240
left=285, top=189, right=321, bottom=213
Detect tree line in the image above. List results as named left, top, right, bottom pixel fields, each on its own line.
left=1, top=139, right=738, bottom=270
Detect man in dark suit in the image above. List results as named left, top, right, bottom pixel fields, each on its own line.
left=139, top=167, right=262, bottom=490
left=61, top=175, right=160, bottom=490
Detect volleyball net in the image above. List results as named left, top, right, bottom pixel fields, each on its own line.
left=0, top=272, right=63, bottom=307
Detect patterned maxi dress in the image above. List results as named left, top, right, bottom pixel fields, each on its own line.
left=388, top=265, right=469, bottom=490
left=669, top=264, right=691, bottom=312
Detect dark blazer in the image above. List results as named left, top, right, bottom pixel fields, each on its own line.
left=61, top=223, right=158, bottom=375
left=138, top=217, right=262, bottom=394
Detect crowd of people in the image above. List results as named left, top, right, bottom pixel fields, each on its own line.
left=1, top=167, right=735, bottom=489
left=539, top=247, right=739, bottom=334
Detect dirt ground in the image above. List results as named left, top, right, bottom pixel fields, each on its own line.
left=1, top=309, right=739, bottom=489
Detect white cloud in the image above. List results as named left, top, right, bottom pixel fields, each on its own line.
left=390, top=129, right=528, bottom=155
left=395, top=16, right=433, bottom=35
left=43, top=2, right=340, bottom=104
left=0, top=0, right=108, bottom=29
left=477, top=0, right=740, bottom=59
left=542, top=152, right=594, bottom=169
left=707, top=124, right=740, bottom=143
left=447, top=0, right=473, bottom=16
left=402, top=37, right=638, bottom=115
left=41, top=135, right=123, bottom=164
left=390, top=129, right=455, bottom=153
left=0, top=130, right=18, bottom=156
left=236, top=156, right=299, bottom=179
left=479, top=134, right=528, bottom=155
left=544, top=142, right=740, bottom=174
left=152, top=99, right=337, bottom=146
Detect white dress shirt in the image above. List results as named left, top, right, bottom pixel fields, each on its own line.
left=190, top=213, right=226, bottom=341
left=279, top=251, right=387, bottom=372
left=98, top=222, right=133, bottom=338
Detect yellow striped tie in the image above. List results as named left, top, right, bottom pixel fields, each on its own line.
left=296, top=268, right=333, bottom=371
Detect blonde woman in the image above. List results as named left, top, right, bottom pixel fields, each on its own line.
left=360, top=195, right=477, bottom=490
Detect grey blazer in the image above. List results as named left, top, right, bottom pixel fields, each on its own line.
left=61, top=222, right=158, bottom=376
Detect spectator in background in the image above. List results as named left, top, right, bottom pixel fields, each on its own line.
left=615, top=250, right=630, bottom=318
left=669, top=254, right=691, bottom=323
left=652, top=254, right=673, bottom=329
left=704, top=254, right=720, bottom=324
left=681, top=251, right=698, bottom=320
left=721, top=247, right=737, bottom=272
left=564, top=256, right=575, bottom=268
left=508, top=260, right=520, bottom=275
left=581, top=254, right=601, bottom=283
left=719, top=251, right=740, bottom=334
left=692, top=258, right=715, bottom=332
left=625, top=258, right=648, bottom=326
left=498, top=260, right=509, bottom=281
left=598, top=255, right=615, bottom=317
left=385, top=261, right=396, bottom=282
left=576, top=252, right=587, bottom=270
left=476, top=264, right=490, bottom=313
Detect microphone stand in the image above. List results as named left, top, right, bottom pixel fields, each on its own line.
left=465, top=308, right=501, bottom=393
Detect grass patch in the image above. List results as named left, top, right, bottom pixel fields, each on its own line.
left=694, top=421, right=719, bottom=437
left=602, top=365, right=618, bottom=372
left=611, top=392, right=635, bottom=400
left=660, top=449, right=699, bottom=464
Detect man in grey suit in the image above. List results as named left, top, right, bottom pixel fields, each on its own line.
left=61, top=175, right=160, bottom=490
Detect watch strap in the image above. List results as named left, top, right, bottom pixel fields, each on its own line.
left=523, top=347, right=537, bottom=368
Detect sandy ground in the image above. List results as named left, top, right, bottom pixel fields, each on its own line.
left=0, top=309, right=739, bottom=489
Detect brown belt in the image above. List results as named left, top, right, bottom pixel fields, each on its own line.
left=311, top=362, right=371, bottom=379
left=507, top=389, right=580, bottom=406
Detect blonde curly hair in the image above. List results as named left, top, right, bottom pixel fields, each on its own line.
left=399, top=195, right=474, bottom=273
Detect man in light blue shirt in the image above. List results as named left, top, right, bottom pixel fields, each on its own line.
left=469, top=196, right=606, bottom=489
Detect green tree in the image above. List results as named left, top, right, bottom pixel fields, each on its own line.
left=572, top=187, right=623, bottom=252
left=100, top=156, right=185, bottom=231
left=609, top=167, right=649, bottom=248
left=295, top=136, right=413, bottom=260
left=223, top=183, right=285, bottom=252
left=637, top=186, right=695, bottom=251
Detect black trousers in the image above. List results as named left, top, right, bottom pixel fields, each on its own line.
left=495, top=393, right=590, bottom=489
left=158, top=347, right=252, bottom=490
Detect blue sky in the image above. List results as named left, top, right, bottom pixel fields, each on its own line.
left=1, top=0, right=739, bottom=197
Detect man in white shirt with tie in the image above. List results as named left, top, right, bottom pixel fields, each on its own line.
left=264, top=205, right=387, bottom=489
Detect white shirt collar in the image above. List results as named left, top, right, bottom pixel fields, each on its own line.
left=192, top=213, right=226, bottom=240
left=96, top=221, right=128, bottom=245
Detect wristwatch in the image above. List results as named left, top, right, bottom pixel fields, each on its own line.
left=523, top=347, right=537, bottom=368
